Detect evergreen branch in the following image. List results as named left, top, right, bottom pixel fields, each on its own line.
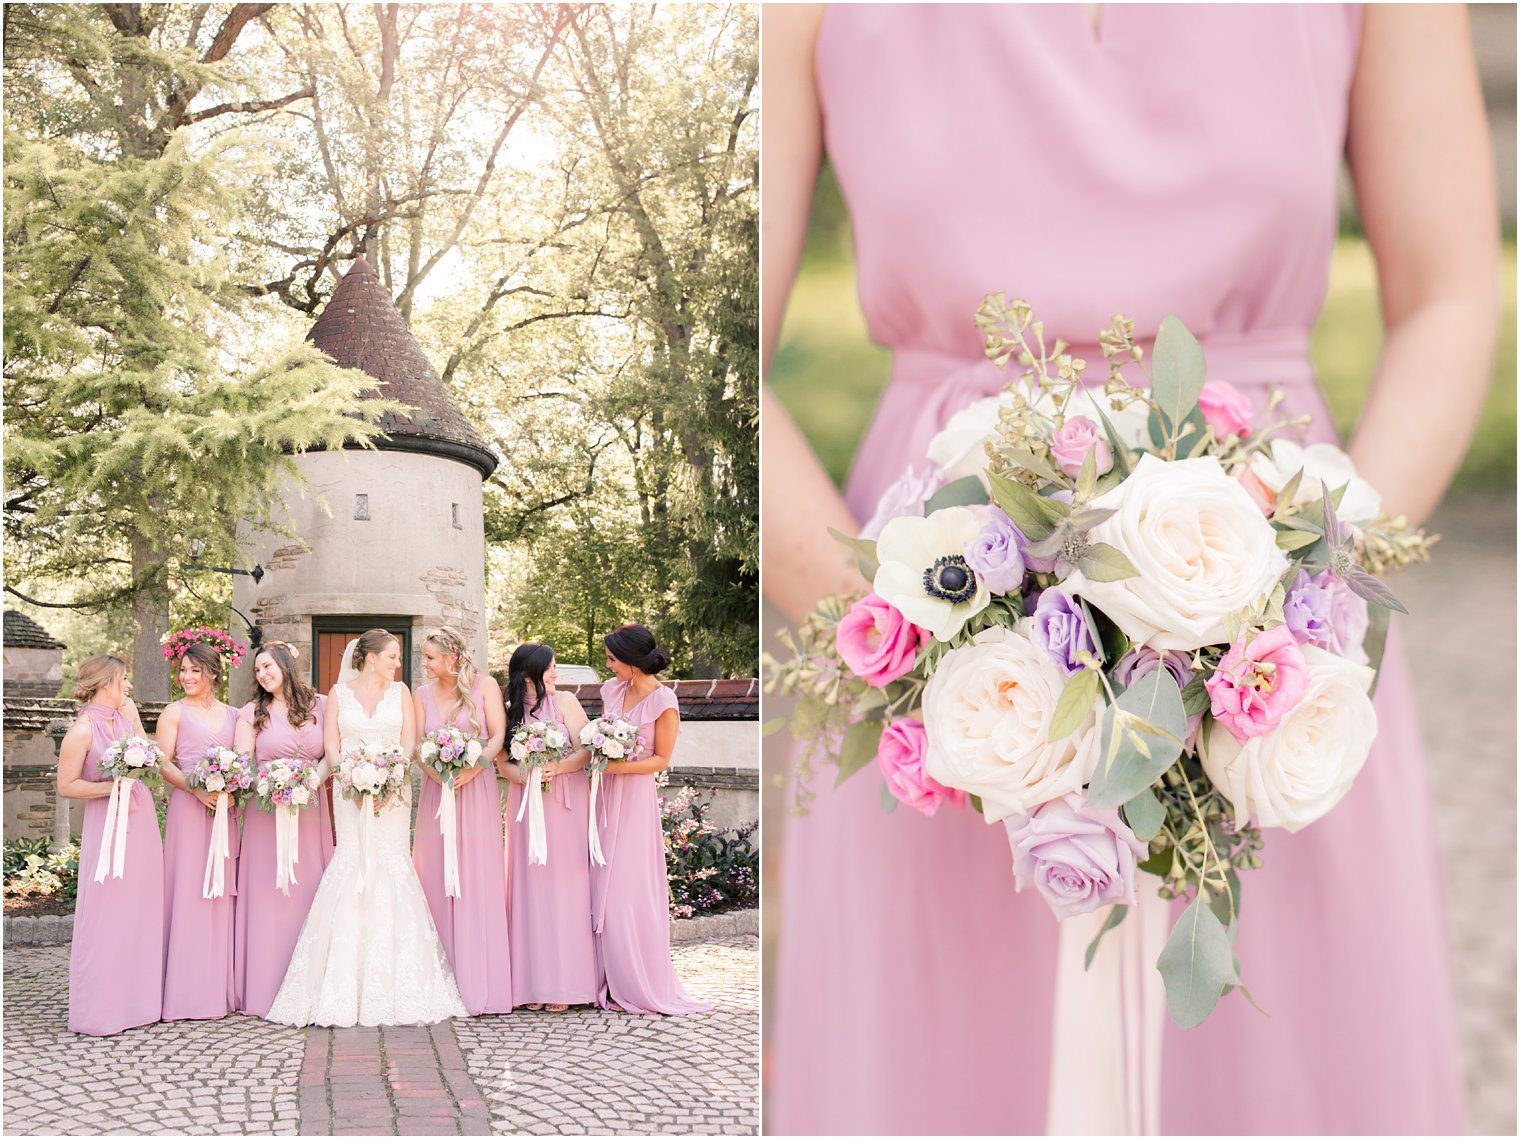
left=3, top=583, right=128, bottom=612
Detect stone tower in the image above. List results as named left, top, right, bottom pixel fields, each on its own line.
left=231, top=257, right=498, bottom=698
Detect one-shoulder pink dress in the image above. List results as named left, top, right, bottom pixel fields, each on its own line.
left=505, top=694, right=598, bottom=1007
left=161, top=701, right=239, bottom=1021
left=413, top=680, right=513, bottom=1016
left=233, top=696, right=335, bottom=1018
left=590, top=680, right=710, bottom=1016
left=769, top=6, right=1466, bottom=1135
left=68, top=702, right=164, bottom=1035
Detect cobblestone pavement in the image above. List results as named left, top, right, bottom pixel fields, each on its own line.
left=454, top=937, right=758, bottom=1135
left=4, top=938, right=758, bottom=1136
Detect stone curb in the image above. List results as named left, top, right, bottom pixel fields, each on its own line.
left=670, top=907, right=757, bottom=942
left=5, top=907, right=759, bottom=947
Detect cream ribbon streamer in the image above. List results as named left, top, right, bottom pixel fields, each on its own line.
left=438, top=778, right=462, bottom=897
left=1045, top=887, right=1170, bottom=1136
left=354, top=792, right=374, bottom=895
left=201, top=794, right=231, bottom=899
left=514, top=765, right=548, bottom=866
left=587, top=768, right=606, bottom=866
left=274, top=804, right=300, bottom=895
left=93, top=776, right=135, bottom=882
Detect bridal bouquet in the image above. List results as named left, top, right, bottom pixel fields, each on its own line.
left=189, top=746, right=255, bottom=899
left=254, top=754, right=322, bottom=895
left=336, top=744, right=409, bottom=811
left=510, top=720, right=572, bottom=866
left=93, top=735, right=164, bottom=883
left=767, top=296, right=1433, bottom=1028
left=579, top=715, right=647, bottom=864
left=420, top=727, right=486, bottom=898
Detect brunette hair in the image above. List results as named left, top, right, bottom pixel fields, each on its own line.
left=604, top=623, right=670, bottom=675
left=177, top=642, right=224, bottom=688
left=423, top=626, right=482, bottom=737
left=251, top=642, right=318, bottom=733
left=350, top=628, right=399, bottom=673
left=74, top=655, right=127, bottom=703
left=505, top=642, right=555, bottom=741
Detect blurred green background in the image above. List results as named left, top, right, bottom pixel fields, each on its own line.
left=770, top=170, right=1517, bottom=491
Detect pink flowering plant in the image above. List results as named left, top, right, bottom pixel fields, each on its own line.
left=160, top=626, right=248, bottom=669
left=188, top=746, right=257, bottom=808
left=765, top=296, right=1436, bottom=1028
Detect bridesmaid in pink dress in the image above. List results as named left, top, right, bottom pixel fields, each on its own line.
left=411, top=626, right=512, bottom=1016
left=57, top=655, right=164, bottom=1035
left=232, top=642, right=335, bottom=1018
left=500, top=643, right=598, bottom=1011
left=762, top=6, right=1496, bottom=1134
left=157, top=642, right=239, bottom=1021
left=591, top=625, right=711, bottom=1016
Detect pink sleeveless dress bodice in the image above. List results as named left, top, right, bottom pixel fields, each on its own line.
left=413, top=680, right=513, bottom=1016
left=770, top=6, right=1465, bottom=1135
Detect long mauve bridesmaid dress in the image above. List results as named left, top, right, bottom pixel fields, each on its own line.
left=413, top=681, right=513, bottom=1016
left=161, top=701, right=239, bottom=1021
left=590, top=679, right=710, bottom=1016
left=68, top=702, right=165, bottom=1035
left=233, top=696, right=335, bottom=1018
left=769, top=6, right=1466, bottom=1135
left=505, top=694, right=598, bottom=1007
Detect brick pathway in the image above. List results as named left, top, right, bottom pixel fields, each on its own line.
left=3, top=937, right=758, bottom=1136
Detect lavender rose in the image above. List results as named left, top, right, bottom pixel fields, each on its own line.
left=963, top=508, right=1027, bottom=595
left=1028, top=589, right=1100, bottom=676
left=1004, top=792, right=1147, bottom=920
left=1285, top=570, right=1369, bottom=664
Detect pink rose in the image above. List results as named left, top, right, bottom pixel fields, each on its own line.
left=1204, top=624, right=1310, bottom=744
left=1004, top=793, right=1146, bottom=920
left=835, top=592, right=930, bottom=688
left=876, top=718, right=965, bottom=815
left=1234, top=465, right=1276, bottom=515
left=1199, top=380, right=1254, bottom=439
left=1050, top=416, right=1113, bottom=479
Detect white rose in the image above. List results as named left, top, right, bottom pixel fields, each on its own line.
left=465, top=740, right=483, bottom=763
left=1250, top=439, right=1382, bottom=526
left=580, top=723, right=598, bottom=745
left=1200, top=645, right=1376, bottom=832
left=603, top=740, right=625, bottom=760
left=420, top=742, right=439, bottom=761
left=205, top=774, right=226, bottom=792
left=1066, top=454, right=1289, bottom=651
left=546, top=728, right=566, bottom=749
left=922, top=626, right=1100, bottom=822
left=925, top=396, right=1009, bottom=484
left=510, top=739, right=528, bottom=761
left=256, top=778, right=271, bottom=797
left=291, top=786, right=311, bottom=807
left=874, top=506, right=991, bottom=641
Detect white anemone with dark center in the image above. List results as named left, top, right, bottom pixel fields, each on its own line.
left=873, top=506, right=991, bottom=641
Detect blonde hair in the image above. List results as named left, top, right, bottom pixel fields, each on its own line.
left=423, top=626, right=482, bottom=737
left=74, top=655, right=127, bottom=703
left=350, top=628, right=399, bottom=673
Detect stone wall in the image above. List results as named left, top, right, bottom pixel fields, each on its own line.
left=3, top=646, right=63, bottom=700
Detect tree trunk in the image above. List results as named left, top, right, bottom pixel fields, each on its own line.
left=130, top=529, right=171, bottom=700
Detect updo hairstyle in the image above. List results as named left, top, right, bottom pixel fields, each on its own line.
left=74, top=655, right=127, bottom=703
left=351, top=628, right=399, bottom=673
left=603, top=623, right=670, bottom=675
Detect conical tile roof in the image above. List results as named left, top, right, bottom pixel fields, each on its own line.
left=308, top=257, right=497, bottom=477
left=4, top=610, right=65, bottom=649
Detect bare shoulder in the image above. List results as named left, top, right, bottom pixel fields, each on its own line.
left=766, top=3, right=826, bottom=50
left=553, top=689, right=585, bottom=716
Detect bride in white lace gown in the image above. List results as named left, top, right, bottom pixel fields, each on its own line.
left=266, top=632, right=467, bottom=1027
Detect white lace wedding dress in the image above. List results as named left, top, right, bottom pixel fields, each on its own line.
left=265, top=682, right=467, bottom=1027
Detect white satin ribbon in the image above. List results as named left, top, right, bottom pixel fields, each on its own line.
left=515, top=766, right=548, bottom=866
left=202, top=794, right=231, bottom=899
left=354, top=793, right=374, bottom=895
left=93, top=776, right=135, bottom=883
left=587, top=768, right=606, bottom=866
left=274, top=803, right=300, bottom=895
left=438, top=778, right=461, bottom=898
left=1046, top=888, right=1170, bottom=1135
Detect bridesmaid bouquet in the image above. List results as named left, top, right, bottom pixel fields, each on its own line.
left=93, top=735, right=165, bottom=883
left=188, top=746, right=255, bottom=899
left=335, top=744, right=409, bottom=812
left=420, top=727, right=486, bottom=899
left=510, top=720, right=572, bottom=866
left=254, top=755, right=322, bottom=895
left=579, top=715, right=648, bottom=865
left=767, top=296, right=1434, bottom=1029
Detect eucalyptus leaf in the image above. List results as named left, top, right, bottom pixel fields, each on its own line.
left=1272, top=466, right=1304, bottom=517
left=834, top=718, right=885, bottom=787
left=1121, top=786, right=1166, bottom=842
left=968, top=793, right=985, bottom=816
left=879, top=780, right=899, bottom=813
left=988, top=472, right=1064, bottom=540
left=1089, top=400, right=1135, bottom=478
left=1137, top=848, right=1174, bottom=878
left=1089, top=666, right=1187, bottom=809
left=1084, top=905, right=1129, bottom=970
left=827, top=526, right=880, bottom=580
left=1076, top=445, right=1098, bottom=500
left=923, top=475, right=990, bottom=514
left=1179, top=675, right=1211, bottom=716
left=1151, top=315, right=1207, bottom=432
left=1205, top=869, right=1241, bottom=927
left=1157, top=897, right=1237, bottom=1029
left=853, top=686, right=890, bottom=714
left=1077, top=542, right=1141, bottom=583
left=1363, top=603, right=1392, bottom=693
left=1274, top=528, right=1320, bottom=552
left=1049, top=667, right=1102, bottom=743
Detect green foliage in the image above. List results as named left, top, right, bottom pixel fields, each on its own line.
left=1156, top=897, right=1236, bottom=1029
left=3, top=835, right=81, bottom=909
left=659, top=781, right=758, bottom=918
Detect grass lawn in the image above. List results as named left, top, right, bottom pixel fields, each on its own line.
left=770, top=239, right=1517, bottom=492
